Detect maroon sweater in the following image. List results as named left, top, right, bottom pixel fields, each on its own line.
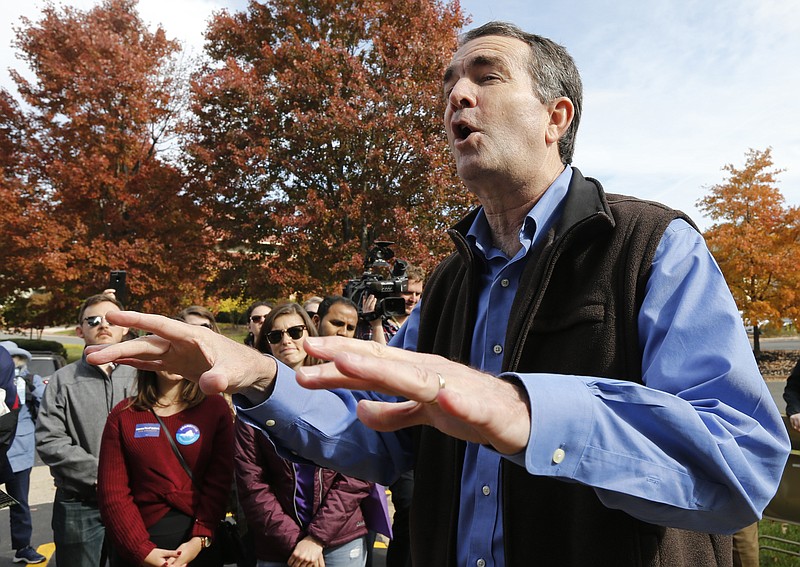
left=98, top=395, right=234, bottom=565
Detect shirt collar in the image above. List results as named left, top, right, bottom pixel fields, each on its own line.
left=466, top=166, right=573, bottom=261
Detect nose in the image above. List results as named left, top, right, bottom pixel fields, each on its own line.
left=280, top=331, right=293, bottom=345
left=448, top=78, right=476, bottom=111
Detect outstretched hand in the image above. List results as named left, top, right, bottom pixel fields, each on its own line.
left=84, top=311, right=277, bottom=397
left=85, top=311, right=531, bottom=454
left=298, top=336, right=532, bottom=455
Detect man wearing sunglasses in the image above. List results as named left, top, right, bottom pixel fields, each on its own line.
left=36, top=293, right=137, bottom=567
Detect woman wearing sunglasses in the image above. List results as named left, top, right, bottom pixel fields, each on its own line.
left=245, top=302, right=273, bottom=348
left=238, top=302, right=371, bottom=567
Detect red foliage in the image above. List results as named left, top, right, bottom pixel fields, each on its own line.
left=3, top=0, right=215, bottom=326
left=185, top=0, right=475, bottom=300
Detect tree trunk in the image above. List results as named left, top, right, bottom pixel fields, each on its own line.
left=753, top=324, right=761, bottom=358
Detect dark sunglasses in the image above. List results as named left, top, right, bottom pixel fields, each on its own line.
left=82, top=315, right=115, bottom=328
left=250, top=315, right=266, bottom=324
left=266, top=325, right=306, bottom=344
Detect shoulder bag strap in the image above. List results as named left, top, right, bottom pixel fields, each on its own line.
left=150, top=409, right=199, bottom=489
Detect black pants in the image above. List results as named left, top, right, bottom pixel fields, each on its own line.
left=386, top=471, right=414, bottom=567
left=110, top=509, right=222, bottom=567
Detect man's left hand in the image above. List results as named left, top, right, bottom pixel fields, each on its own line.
left=298, top=336, right=531, bottom=456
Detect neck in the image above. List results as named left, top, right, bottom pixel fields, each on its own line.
left=156, top=378, right=184, bottom=407
left=483, top=200, right=538, bottom=256
left=475, top=164, right=565, bottom=256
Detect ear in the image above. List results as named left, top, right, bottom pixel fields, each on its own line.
left=545, top=97, right=575, bottom=145
left=75, top=325, right=84, bottom=339
left=312, top=314, right=320, bottom=327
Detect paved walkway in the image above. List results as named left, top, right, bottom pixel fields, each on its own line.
left=3, top=466, right=391, bottom=566
left=1, top=466, right=56, bottom=564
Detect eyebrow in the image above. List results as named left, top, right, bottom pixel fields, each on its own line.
left=443, top=54, right=508, bottom=86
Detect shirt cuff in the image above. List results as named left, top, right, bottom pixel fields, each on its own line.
left=499, top=372, right=593, bottom=476
left=233, top=358, right=311, bottom=439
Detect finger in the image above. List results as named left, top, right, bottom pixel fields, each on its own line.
left=198, top=370, right=229, bottom=395
left=113, top=358, right=165, bottom=372
left=335, top=351, right=444, bottom=402
left=303, top=336, right=442, bottom=367
left=85, top=335, right=171, bottom=365
left=103, top=310, right=195, bottom=340
left=297, top=351, right=443, bottom=403
left=356, top=399, right=431, bottom=431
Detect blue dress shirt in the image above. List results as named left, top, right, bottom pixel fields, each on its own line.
left=235, top=167, right=789, bottom=565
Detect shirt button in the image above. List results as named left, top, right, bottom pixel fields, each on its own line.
left=265, top=419, right=276, bottom=427
left=500, top=278, right=510, bottom=287
left=552, top=448, right=566, bottom=464
left=482, top=485, right=491, bottom=496
left=477, top=560, right=486, bottom=567
left=493, top=344, right=503, bottom=355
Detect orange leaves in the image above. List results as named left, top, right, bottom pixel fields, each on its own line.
left=698, top=148, right=800, bottom=350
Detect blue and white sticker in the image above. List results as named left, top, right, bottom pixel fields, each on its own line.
left=135, top=423, right=161, bottom=438
left=176, top=424, right=201, bottom=446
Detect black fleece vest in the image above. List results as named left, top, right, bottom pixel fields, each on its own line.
left=409, top=169, right=732, bottom=566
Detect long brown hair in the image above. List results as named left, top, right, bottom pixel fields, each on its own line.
left=256, top=302, right=320, bottom=367
left=130, top=369, right=206, bottom=411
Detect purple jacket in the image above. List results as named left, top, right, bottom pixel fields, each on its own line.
left=234, top=418, right=370, bottom=561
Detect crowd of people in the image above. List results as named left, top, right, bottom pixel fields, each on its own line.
left=0, top=19, right=793, bottom=567
left=0, top=282, right=423, bottom=567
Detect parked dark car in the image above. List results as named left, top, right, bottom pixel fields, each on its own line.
left=28, top=351, right=67, bottom=383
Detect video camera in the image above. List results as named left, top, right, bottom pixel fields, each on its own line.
left=343, top=241, right=408, bottom=321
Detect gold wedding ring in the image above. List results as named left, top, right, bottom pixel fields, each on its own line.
left=425, top=372, right=446, bottom=405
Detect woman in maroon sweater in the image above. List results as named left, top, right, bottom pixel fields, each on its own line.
left=98, top=368, right=234, bottom=567
left=240, top=302, right=371, bottom=566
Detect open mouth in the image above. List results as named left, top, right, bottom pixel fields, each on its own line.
left=456, top=124, right=474, bottom=141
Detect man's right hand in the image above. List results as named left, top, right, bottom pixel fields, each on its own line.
left=85, top=311, right=277, bottom=402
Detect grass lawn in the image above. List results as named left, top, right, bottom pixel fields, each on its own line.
left=759, top=519, right=800, bottom=565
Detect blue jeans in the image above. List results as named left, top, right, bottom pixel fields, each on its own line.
left=52, top=490, right=105, bottom=567
left=258, top=536, right=367, bottom=567
left=5, top=467, right=33, bottom=550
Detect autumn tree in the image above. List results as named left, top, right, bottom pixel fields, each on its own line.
left=185, top=0, right=473, bottom=300
left=2, top=0, right=216, bottom=326
left=697, top=147, right=800, bottom=356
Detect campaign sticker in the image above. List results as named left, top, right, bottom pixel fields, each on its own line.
left=176, top=424, right=201, bottom=446
left=134, top=423, right=161, bottom=438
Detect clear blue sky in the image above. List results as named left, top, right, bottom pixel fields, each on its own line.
left=3, top=0, right=798, bottom=229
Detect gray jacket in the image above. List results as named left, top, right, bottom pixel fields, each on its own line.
left=35, top=354, right=136, bottom=499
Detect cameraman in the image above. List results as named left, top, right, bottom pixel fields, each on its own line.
left=356, top=263, right=424, bottom=567
left=357, top=263, right=425, bottom=346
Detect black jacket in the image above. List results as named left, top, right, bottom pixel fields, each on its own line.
left=409, top=168, right=731, bottom=566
